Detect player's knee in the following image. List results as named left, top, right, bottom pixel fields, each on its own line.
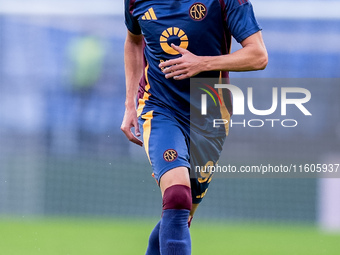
left=162, top=185, right=192, bottom=211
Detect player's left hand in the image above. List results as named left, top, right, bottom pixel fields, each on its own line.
left=159, top=44, right=203, bottom=80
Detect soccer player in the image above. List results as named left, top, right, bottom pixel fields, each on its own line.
left=121, top=0, right=267, bottom=254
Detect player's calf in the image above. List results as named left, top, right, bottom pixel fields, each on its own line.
left=146, top=220, right=161, bottom=255
left=160, top=184, right=192, bottom=255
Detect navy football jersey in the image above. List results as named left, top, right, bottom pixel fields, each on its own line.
left=125, top=0, right=261, bottom=136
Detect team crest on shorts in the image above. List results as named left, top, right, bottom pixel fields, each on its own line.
left=189, top=3, right=207, bottom=21
left=163, top=149, right=178, bottom=162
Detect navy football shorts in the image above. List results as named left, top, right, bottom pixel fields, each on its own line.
left=138, top=106, right=226, bottom=204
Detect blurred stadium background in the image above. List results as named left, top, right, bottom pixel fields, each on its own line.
left=0, top=0, right=340, bottom=254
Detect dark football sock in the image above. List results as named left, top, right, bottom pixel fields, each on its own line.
left=145, top=220, right=161, bottom=255
left=159, top=185, right=192, bottom=255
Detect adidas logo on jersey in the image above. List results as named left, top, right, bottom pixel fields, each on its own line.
left=141, top=8, right=157, bottom=20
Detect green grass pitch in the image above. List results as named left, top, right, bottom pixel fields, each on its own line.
left=1, top=218, right=339, bottom=255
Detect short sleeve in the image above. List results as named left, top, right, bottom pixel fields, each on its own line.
left=224, top=0, right=261, bottom=43
left=124, top=0, right=142, bottom=35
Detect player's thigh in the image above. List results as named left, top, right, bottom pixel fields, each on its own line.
left=139, top=110, right=191, bottom=188
left=159, top=166, right=190, bottom=196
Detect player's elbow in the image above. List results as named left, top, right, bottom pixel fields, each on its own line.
left=258, top=52, right=268, bottom=70
left=246, top=44, right=268, bottom=71
left=254, top=48, right=268, bottom=70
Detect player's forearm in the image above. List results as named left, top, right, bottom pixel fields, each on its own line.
left=201, top=42, right=268, bottom=72
left=159, top=32, right=267, bottom=80
left=124, top=32, right=144, bottom=108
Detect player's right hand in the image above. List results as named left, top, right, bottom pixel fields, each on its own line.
left=121, top=107, right=143, bottom=147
